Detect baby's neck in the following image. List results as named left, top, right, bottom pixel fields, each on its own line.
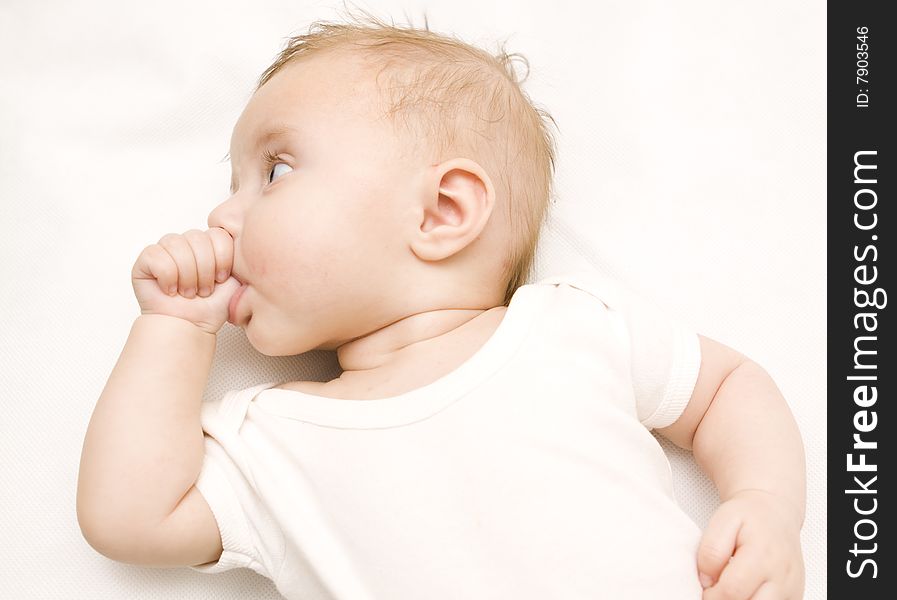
left=335, top=308, right=488, bottom=373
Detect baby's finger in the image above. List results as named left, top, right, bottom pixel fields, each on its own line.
left=703, top=548, right=766, bottom=600
left=207, top=227, right=234, bottom=283
left=157, top=233, right=198, bottom=298
left=183, top=229, right=216, bottom=297
left=133, top=243, right=179, bottom=296
left=697, top=510, right=742, bottom=588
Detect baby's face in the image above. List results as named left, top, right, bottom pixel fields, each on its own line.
left=207, top=51, right=418, bottom=356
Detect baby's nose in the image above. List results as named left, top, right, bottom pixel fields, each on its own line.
left=207, top=201, right=241, bottom=237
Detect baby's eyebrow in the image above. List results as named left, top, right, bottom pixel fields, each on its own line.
left=226, top=124, right=299, bottom=194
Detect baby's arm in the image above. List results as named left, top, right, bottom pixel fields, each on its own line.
left=654, top=334, right=806, bottom=597
left=77, top=228, right=239, bottom=567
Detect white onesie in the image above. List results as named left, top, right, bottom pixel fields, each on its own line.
left=189, top=268, right=705, bottom=599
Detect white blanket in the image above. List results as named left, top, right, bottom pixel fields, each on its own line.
left=0, top=0, right=825, bottom=598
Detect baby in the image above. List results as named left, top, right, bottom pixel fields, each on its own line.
left=76, top=12, right=806, bottom=600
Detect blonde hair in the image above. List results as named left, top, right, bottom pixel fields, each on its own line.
left=256, top=6, right=559, bottom=306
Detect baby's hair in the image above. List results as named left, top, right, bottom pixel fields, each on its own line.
left=256, top=3, right=559, bottom=306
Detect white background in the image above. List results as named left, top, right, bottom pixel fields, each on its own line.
left=0, top=0, right=825, bottom=598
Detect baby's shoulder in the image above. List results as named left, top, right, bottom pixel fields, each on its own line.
left=271, top=380, right=329, bottom=394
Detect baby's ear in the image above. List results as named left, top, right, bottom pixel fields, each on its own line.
left=411, top=158, right=495, bottom=262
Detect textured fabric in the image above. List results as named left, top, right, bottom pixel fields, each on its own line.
left=188, top=270, right=704, bottom=599
left=536, top=270, right=702, bottom=430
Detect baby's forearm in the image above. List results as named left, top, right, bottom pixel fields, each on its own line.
left=691, top=360, right=806, bottom=527
left=77, top=314, right=215, bottom=537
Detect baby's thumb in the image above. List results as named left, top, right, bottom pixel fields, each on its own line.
left=212, top=276, right=244, bottom=301
left=695, top=508, right=741, bottom=589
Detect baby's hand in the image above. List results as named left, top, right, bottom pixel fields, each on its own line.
left=131, top=227, right=243, bottom=334
left=697, top=489, right=805, bottom=599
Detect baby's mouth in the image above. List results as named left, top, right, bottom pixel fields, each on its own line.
left=228, top=282, right=249, bottom=326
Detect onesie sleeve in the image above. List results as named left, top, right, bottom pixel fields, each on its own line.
left=539, top=269, right=702, bottom=430
left=187, top=394, right=276, bottom=579
left=618, top=289, right=702, bottom=430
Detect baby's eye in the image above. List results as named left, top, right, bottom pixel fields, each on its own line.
left=268, top=162, right=293, bottom=184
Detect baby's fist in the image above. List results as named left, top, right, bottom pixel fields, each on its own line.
left=131, top=227, right=241, bottom=334
left=697, top=489, right=804, bottom=600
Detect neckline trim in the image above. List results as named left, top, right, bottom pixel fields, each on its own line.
left=251, top=282, right=549, bottom=429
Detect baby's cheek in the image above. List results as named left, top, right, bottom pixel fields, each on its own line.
left=239, top=222, right=269, bottom=269
left=260, top=230, right=330, bottom=294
